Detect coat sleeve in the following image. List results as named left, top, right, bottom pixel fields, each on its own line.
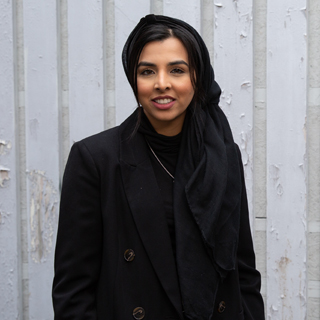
left=236, top=146, right=265, bottom=320
left=52, top=141, right=102, bottom=320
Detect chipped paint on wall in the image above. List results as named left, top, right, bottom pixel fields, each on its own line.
left=220, top=89, right=233, bottom=106
left=27, top=170, right=58, bottom=263
left=278, top=253, right=294, bottom=319
left=277, top=254, right=291, bottom=293
left=0, top=140, right=12, bottom=155
left=0, top=141, right=12, bottom=187
left=269, top=254, right=292, bottom=318
left=239, top=128, right=252, bottom=170
left=0, top=210, right=11, bottom=225
left=0, top=166, right=10, bottom=187
left=241, top=81, right=251, bottom=89
left=269, top=164, right=284, bottom=197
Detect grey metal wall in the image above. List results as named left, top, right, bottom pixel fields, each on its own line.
left=0, top=0, right=319, bottom=319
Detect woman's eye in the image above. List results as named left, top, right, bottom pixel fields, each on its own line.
left=171, top=68, right=184, bottom=74
left=140, top=69, right=154, bottom=76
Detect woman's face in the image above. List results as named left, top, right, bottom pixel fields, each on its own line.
left=137, top=37, right=195, bottom=136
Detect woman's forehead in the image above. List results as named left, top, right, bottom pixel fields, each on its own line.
left=138, top=38, right=189, bottom=64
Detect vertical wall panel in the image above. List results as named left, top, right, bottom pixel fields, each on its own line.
left=0, top=0, right=20, bottom=318
left=307, top=0, right=320, bottom=318
left=114, top=0, right=150, bottom=125
left=23, top=0, right=59, bottom=318
left=68, top=0, right=104, bottom=143
left=213, top=0, right=254, bottom=224
left=266, top=1, right=307, bottom=319
left=15, top=0, right=29, bottom=317
left=104, top=0, right=116, bottom=129
left=151, top=0, right=163, bottom=15
left=201, top=0, right=214, bottom=63
left=57, top=0, right=70, bottom=176
left=253, top=0, right=267, bottom=301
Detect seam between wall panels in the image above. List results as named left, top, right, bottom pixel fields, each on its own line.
left=253, top=0, right=267, bottom=308
left=200, top=0, right=214, bottom=64
left=307, top=0, right=320, bottom=318
left=13, top=0, right=29, bottom=318
left=57, top=0, right=70, bottom=186
left=151, top=0, right=163, bottom=15
left=104, top=0, right=116, bottom=130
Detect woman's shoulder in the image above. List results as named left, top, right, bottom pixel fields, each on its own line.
left=71, top=109, right=138, bottom=161
left=81, top=125, right=119, bottom=145
left=73, top=126, right=120, bottom=161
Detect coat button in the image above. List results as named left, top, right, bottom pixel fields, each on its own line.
left=124, top=249, right=135, bottom=262
left=217, top=301, right=226, bottom=313
left=133, top=307, right=145, bottom=319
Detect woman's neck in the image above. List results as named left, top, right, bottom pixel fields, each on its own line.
left=143, top=110, right=186, bottom=136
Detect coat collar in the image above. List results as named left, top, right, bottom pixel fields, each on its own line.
left=119, top=111, right=183, bottom=319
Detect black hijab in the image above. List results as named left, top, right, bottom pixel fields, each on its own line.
left=122, top=14, right=242, bottom=320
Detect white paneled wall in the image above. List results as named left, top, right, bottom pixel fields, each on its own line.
left=0, top=0, right=319, bottom=319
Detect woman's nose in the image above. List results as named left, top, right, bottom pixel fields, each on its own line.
left=154, top=72, right=171, bottom=91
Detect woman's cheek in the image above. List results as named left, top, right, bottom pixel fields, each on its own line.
left=137, top=81, right=151, bottom=96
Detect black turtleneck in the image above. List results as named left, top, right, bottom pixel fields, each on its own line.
left=138, top=111, right=181, bottom=254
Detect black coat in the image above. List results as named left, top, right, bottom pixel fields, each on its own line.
left=52, top=111, right=265, bottom=320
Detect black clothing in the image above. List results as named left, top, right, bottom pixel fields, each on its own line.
left=53, top=110, right=264, bottom=319
left=138, top=111, right=181, bottom=252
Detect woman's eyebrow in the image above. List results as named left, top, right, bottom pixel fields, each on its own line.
left=168, top=60, right=189, bottom=67
left=137, top=60, right=189, bottom=68
left=137, top=61, right=156, bottom=68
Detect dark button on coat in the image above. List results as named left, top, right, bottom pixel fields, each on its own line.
left=124, top=249, right=135, bottom=262
left=133, top=307, right=145, bottom=319
left=217, top=301, right=226, bottom=313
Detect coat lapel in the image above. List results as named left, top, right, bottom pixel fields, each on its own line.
left=119, top=114, right=183, bottom=319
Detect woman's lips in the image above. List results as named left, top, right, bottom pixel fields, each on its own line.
left=151, top=97, right=176, bottom=110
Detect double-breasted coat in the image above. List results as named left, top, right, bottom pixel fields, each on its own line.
left=52, top=110, right=265, bottom=320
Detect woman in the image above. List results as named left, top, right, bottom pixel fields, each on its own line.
left=52, top=14, right=265, bottom=320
